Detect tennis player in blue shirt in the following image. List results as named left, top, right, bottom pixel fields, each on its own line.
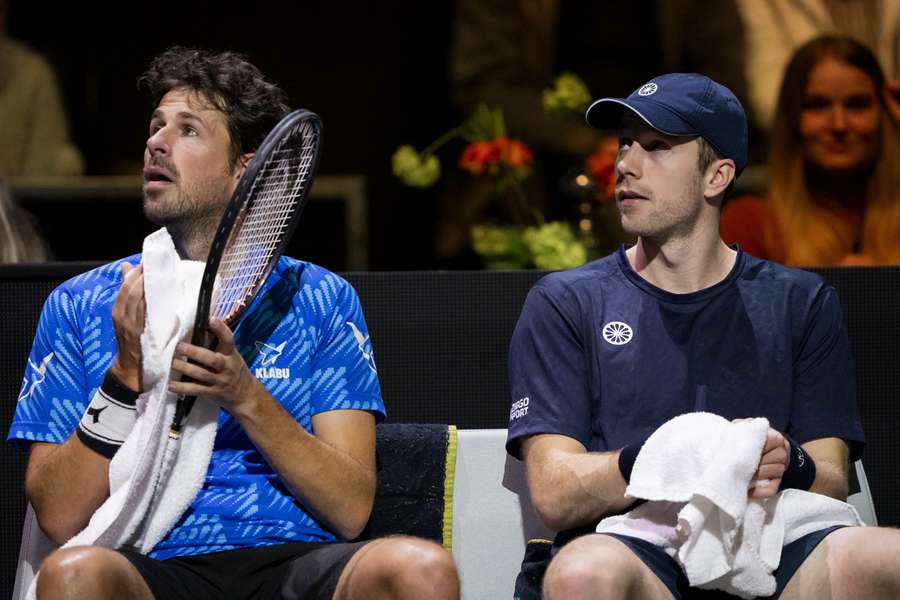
left=10, top=46, right=459, bottom=600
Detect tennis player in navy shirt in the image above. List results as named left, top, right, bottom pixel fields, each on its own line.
left=507, top=73, right=900, bottom=599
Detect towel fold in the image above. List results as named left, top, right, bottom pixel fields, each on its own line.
left=28, top=228, right=220, bottom=599
left=597, top=412, right=862, bottom=598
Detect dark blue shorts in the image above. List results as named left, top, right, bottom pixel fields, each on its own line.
left=602, top=525, right=845, bottom=599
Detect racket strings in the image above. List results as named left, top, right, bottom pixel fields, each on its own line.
left=212, top=120, right=320, bottom=323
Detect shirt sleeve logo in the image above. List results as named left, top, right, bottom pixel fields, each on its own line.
left=18, top=352, right=54, bottom=402
left=510, top=396, right=530, bottom=421
left=347, top=321, right=377, bottom=373
left=602, top=321, right=634, bottom=345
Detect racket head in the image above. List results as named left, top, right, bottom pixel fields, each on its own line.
left=191, top=109, right=322, bottom=346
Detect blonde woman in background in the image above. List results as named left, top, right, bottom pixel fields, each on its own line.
left=721, top=35, right=900, bottom=266
left=0, top=179, right=50, bottom=262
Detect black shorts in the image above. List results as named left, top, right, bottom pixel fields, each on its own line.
left=602, top=525, right=845, bottom=599
left=120, top=540, right=369, bottom=600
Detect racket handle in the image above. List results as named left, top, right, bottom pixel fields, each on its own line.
left=171, top=394, right=197, bottom=434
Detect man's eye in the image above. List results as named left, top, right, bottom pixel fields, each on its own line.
left=646, top=140, right=668, bottom=151
left=183, top=126, right=198, bottom=136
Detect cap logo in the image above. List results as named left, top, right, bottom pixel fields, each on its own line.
left=637, top=83, right=658, bottom=97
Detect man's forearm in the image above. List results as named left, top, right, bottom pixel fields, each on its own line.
left=524, top=436, right=635, bottom=532
left=25, top=437, right=111, bottom=544
left=802, top=438, right=851, bottom=501
left=232, top=387, right=375, bottom=540
left=808, top=457, right=850, bottom=501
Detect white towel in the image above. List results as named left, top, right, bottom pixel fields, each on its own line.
left=28, top=228, right=220, bottom=598
left=597, top=412, right=862, bottom=599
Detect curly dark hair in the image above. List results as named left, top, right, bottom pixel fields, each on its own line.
left=139, top=46, right=291, bottom=165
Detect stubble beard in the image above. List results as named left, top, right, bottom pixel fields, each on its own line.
left=620, top=175, right=705, bottom=242
left=143, top=173, right=232, bottom=250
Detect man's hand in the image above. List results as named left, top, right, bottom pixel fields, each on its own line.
left=109, top=262, right=145, bottom=392
left=749, top=427, right=790, bottom=499
left=169, top=317, right=262, bottom=416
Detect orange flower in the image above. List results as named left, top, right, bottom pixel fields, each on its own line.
left=459, top=141, right=501, bottom=175
left=586, top=137, right=619, bottom=198
left=499, top=137, right=534, bottom=167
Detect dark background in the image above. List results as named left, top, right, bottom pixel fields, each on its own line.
left=7, top=0, right=457, bottom=269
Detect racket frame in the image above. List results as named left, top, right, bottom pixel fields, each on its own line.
left=171, top=109, right=323, bottom=432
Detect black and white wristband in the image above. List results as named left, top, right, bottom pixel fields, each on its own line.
left=76, top=371, right=139, bottom=458
left=778, top=436, right=817, bottom=492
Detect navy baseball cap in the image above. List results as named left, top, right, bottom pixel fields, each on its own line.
left=585, top=73, right=748, bottom=173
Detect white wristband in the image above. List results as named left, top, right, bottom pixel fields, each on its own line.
left=76, top=373, right=138, bottom=458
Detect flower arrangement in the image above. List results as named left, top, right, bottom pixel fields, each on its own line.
left=393, top=73, right=626, bottom=269
left=393, top=103, right=589, bottom=270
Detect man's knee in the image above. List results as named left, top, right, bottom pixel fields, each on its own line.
left=785, top=527, right=900, bottom=599
left=37, top=546, right=121, bottom=596
left=345, top=536, right=458, bottom=597
left=826, top=527, right=900, bottom=591
left=378, top=537, right=457, bottom=588
left=543, top=535, right=640, bottom=598
left=36, top=546, right=148, bottom=600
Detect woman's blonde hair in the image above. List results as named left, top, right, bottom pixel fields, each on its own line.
left=0, top=181, right=50, bottom=263
left=767, top=35, right=900, bottom=265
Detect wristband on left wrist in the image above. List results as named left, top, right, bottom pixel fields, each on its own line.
left=778, top=436, right=817, bottom=492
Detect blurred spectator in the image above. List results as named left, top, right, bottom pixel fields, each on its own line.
left=737, top=0, right=900, bottom=131
left=437, top=0, right=747, bottom=263
left=721, top=35, right=900, bottom=266
left=0, top=0, right=84, bottom=177
left=0, top=178, right=50, bottom=262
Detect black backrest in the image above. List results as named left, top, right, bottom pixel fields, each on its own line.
left=1, top=264, right=898, bottom=597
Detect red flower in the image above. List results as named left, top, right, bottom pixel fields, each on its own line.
left=459, top=141, right=501, bottom=175
left=586, top=137, right=619, bottom=198
left=498, top=137, right=534, bottom=167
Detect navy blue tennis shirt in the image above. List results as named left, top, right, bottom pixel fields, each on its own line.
left=506, top=247, right=864, bottom=462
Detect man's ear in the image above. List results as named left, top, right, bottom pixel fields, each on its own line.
left=233, top=153, right=254, bottom=180
left=704, top=158, right=735, bottom=201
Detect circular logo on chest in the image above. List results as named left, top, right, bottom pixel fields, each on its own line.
left=602, top=321, right=634, bottom=345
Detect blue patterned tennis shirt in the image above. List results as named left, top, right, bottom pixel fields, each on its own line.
left=9, top=256, right=385, bottom=559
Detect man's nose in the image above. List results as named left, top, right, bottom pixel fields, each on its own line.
left=616, top=144, right=642, bottom=180
left=146, top=128, right=171, bottom=155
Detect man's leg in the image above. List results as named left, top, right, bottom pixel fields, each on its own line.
left=543, top=534, right=676, bottom=600
left=781, top=526, right=900, bottom=600
left=332, top=536, right=459, bottom=600
left=36, top=546, right=155, bottom=600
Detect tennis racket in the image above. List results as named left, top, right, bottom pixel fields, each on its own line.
left=170, top=109, right=323, bottom=434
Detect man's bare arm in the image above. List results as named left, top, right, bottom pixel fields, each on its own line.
left=25, top=262, right=145, bottom=544
left=803, top=437, right=850, bottom=501
left=25, top=439, right=111, bottom=543
left=521, top=433, right=635, bottom=532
